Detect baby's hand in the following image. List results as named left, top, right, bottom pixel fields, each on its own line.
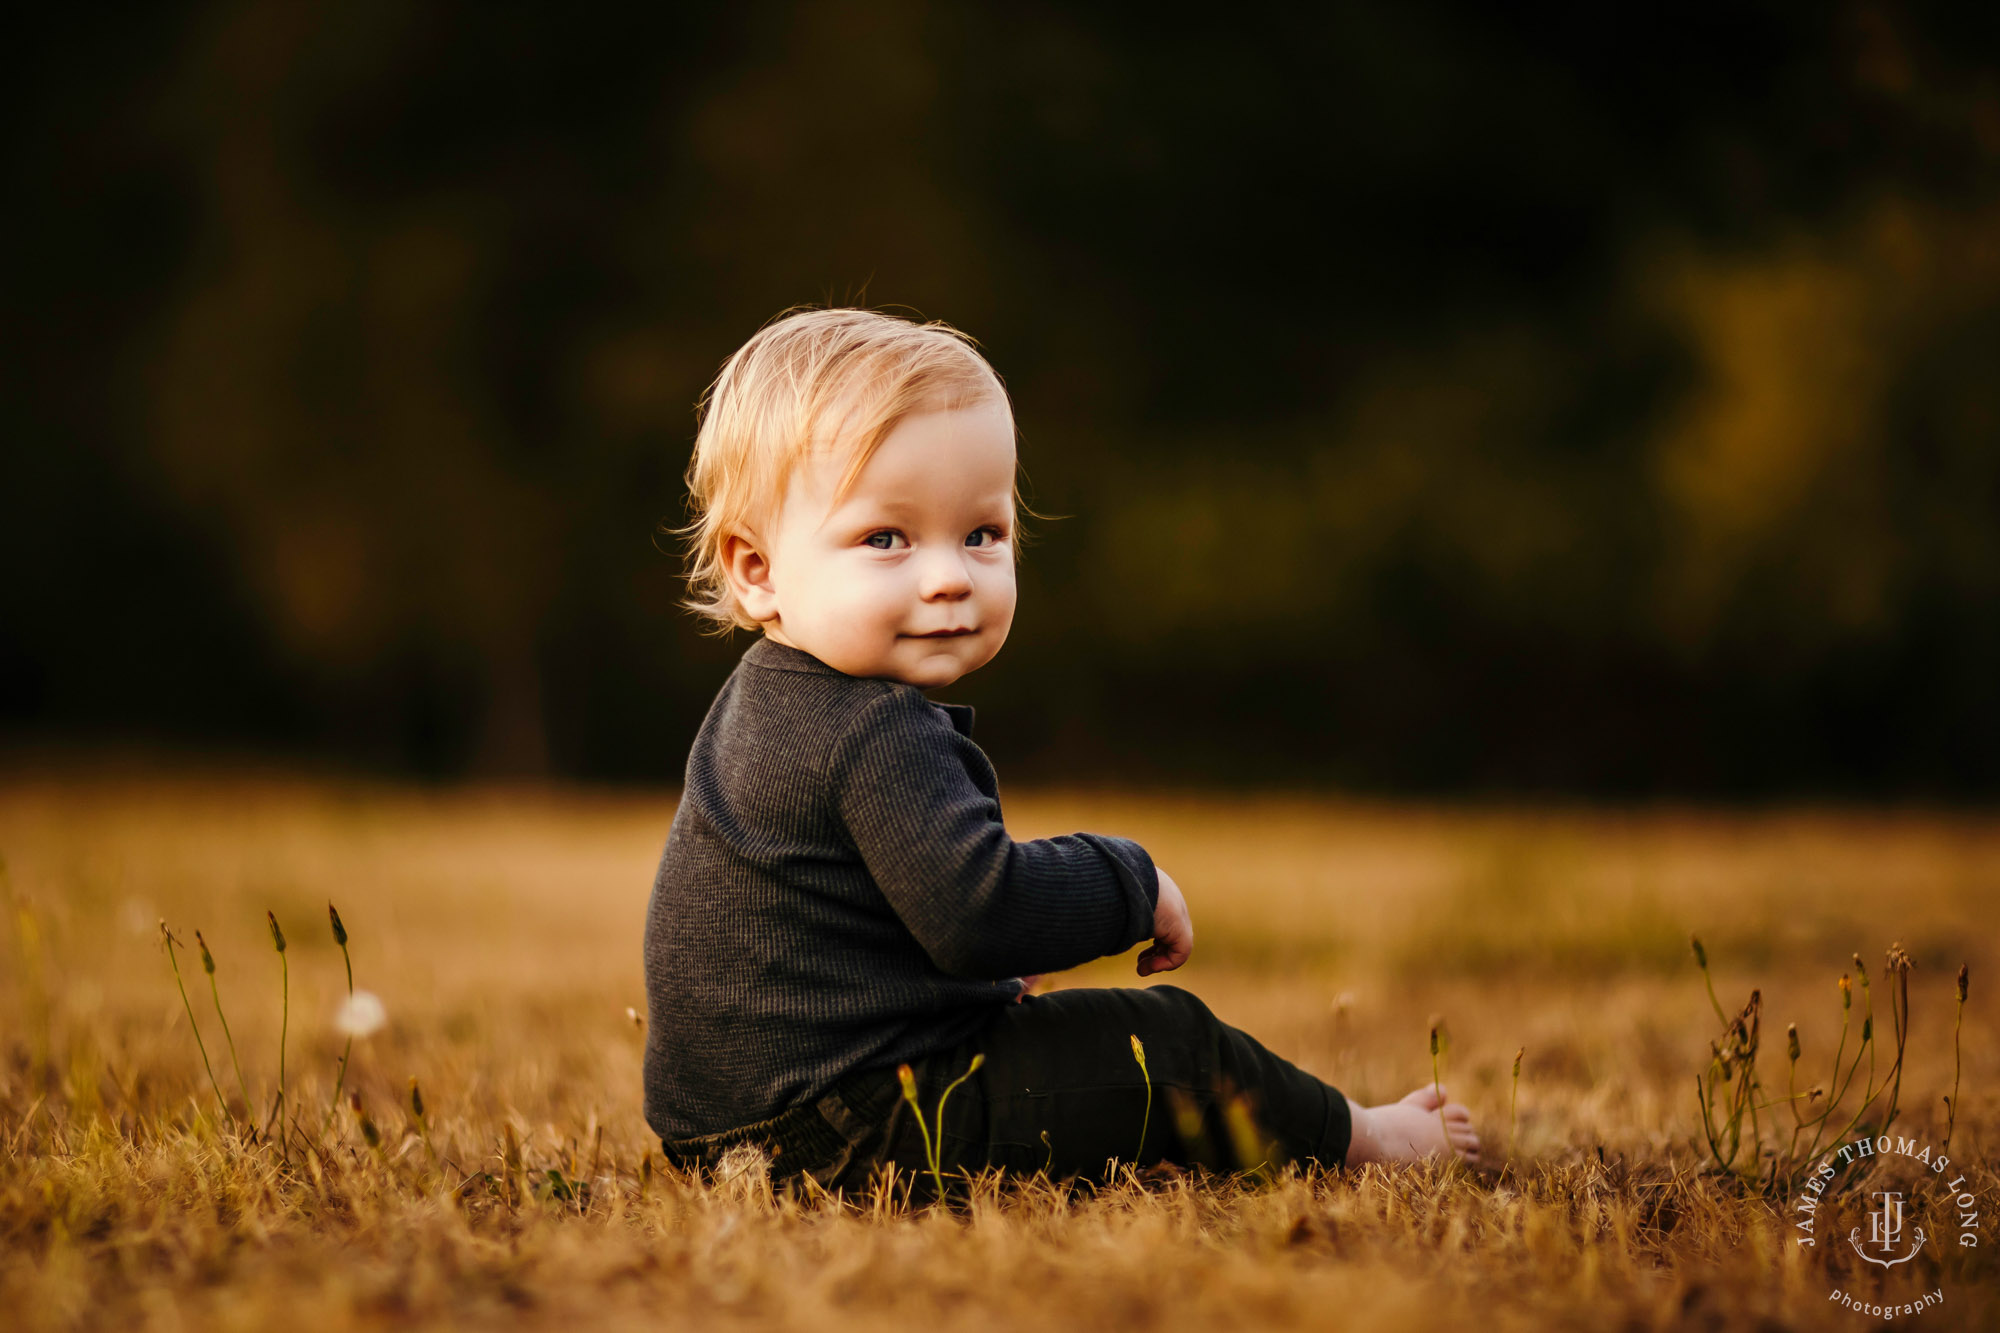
left=1136, top=867, right=1192, bottom=976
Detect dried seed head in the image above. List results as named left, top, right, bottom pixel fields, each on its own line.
left=328, top=902, right=348, bottom=947
left=195, top=930, right=215, bottom=974
left=1840, top=973, right=1851, bottom=1009
left=267, top=911, right=286, bottom=953
left=897, top=1063, right=918, bottom=1102
left=1787, top=1023, right=1800, bottom=1063
left=349, top=1091, right=381, bottom=1148
left=1130, top=1034, right=1146, bottom=1066
left=1429, top=1024, right=1440, bottom=1057
left=1691, top=935, right=1708, bottom=970
left=1513, top=1047, right=1524, bottom=1078
left=409, top=1076, right=425, bottom=1120
left=1852, top=954, right=1867, bottom=984
left=1887, top=943, right=1912, bottom=974
left=1958, top=964, right=1970, bottom=1003
left=715, top=1141, right=773, bottom=1189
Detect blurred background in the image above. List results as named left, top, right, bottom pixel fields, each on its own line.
left=6, top=0, right=1999, bottom=795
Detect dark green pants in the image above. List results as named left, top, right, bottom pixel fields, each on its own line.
left=798, top=983, right=1353, bottom=1200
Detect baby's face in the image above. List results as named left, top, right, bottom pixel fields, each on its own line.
left=738, top=397, right=1018, bottom=689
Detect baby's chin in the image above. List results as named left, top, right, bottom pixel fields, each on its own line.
left=882, top=636, right=994, bottom=689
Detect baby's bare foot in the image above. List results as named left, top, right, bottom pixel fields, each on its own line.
left=1345, top=1084, right=1481, bottom=1167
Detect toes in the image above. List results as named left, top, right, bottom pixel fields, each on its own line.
left=1403, top=1084, right=1446, bottom=1110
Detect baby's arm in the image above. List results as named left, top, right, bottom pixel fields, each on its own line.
left=829, top=688, right=1162, bottom=980
left=1015, top=865, right=1191, bottom=995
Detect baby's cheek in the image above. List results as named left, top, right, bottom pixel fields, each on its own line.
left=978, top=568, right=1018, bottom=629
left=855, top=569, right=914, bottom=622
left=828, top=576, right=908, bottom=661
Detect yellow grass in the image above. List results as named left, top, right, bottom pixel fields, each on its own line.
left=2, top=773, right=1995, bottom=1331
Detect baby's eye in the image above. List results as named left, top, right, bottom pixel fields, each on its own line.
left=862, top=530, right=908, bottom=550
left=965, top=525, right=1008, bottom=548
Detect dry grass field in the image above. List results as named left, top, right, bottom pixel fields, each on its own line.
left=2, top=771, right=1996, bottom=1331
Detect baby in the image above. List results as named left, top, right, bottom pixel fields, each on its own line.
left=642, top=307, right=1478, bottom=1194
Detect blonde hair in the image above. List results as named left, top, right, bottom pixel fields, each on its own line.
left=671, top=306, right=1032, bottom=634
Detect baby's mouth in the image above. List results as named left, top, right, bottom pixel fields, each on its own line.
left=908, top=628, right=976, bottom=638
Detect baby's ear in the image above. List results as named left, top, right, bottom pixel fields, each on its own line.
left=721, top=533, right=780, bottom=623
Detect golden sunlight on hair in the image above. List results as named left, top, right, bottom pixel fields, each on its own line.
left=670, top=306, right=1023, bottom=634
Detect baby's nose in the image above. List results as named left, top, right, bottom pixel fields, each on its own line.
left=917, top=548, right=975, bottom=598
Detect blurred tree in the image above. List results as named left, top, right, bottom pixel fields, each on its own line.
left=4, top=0, right=1997, bottom=792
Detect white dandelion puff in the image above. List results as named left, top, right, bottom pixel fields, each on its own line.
left=334, top=989, right=387, bottom=1038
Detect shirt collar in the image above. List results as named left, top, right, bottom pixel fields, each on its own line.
left=741, top=635, right=841, bottom=676
left=936, top=702, right=977, bottom=737
left=741, top=636, right=977, bottom=737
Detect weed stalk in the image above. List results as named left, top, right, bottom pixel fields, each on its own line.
left=1130, top=1035, right=1152, bottom=1165
left=161, top=922, right=230, bottom=1125
left=4, top=864, right=52, bottom=1086
left=267, top=911, right=289, bottom=1159
left=325, top=903, right=354, bottom=1132
left=1945, top=964, right=1967, bottom=1150
left=1429, top=1020, right=1451, bottom=1160
left=1509, top=1046, right=1523, bottom=1160
left=932, top=1053, right=985, bottom=1199
left=1694, top=938, right=1916, bottom=1195
left=411, top=1077, right=439, bottom=1173
left=895, top=1064, right=935, bottom=1192
left=896, top=1054, right=986, bottom=1204
left=195, top=930, right=254, bottom=1121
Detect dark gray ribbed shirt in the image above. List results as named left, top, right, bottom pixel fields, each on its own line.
left=642, top=636, right=1162, bottom=1141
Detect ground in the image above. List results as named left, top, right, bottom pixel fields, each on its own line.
left=2, top=772, right=1995, bottom=1331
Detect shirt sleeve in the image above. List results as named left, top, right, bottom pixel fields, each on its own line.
left=826, top=686, right=1161, bottom=980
